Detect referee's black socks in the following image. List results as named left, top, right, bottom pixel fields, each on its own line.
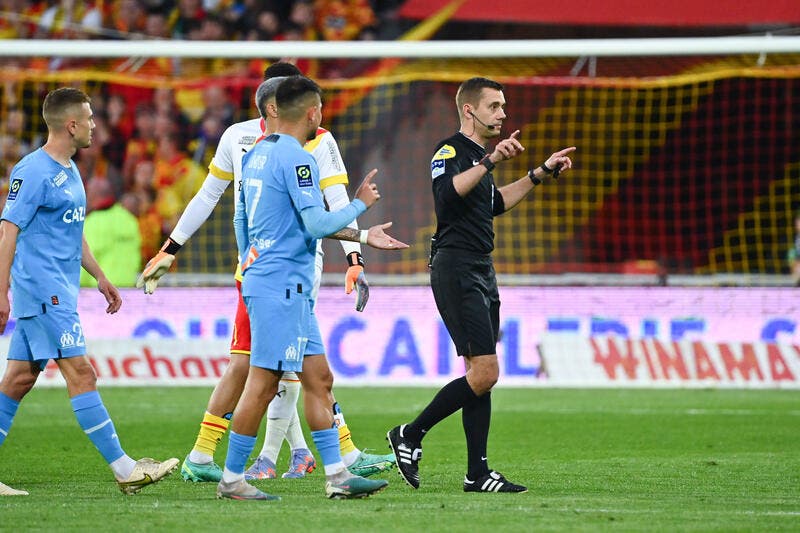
left=406, top=376, right=479, bottom=441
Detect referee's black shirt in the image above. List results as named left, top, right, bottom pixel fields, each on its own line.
left=430, top=132, right=506, bottom=256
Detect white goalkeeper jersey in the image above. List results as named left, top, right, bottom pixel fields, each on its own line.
left=208, top=120, right=350, bottom=217
left=197, top=119, right=357, bottom=280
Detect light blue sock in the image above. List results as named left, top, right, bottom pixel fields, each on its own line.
left=225, top=431, right=257, bottom=475
left=71, top=391, right=125, bottom=464
left=0, top=392, right=20, bottom=448
left=311, top=428, right=342, bottom=468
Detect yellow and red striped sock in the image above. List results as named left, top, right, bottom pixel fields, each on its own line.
left=193, top=412, right=230, bottom=458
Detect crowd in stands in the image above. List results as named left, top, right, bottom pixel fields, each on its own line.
left=0, top=0, right=405, bottom=43
left=0, top=0, right=407, bottom=285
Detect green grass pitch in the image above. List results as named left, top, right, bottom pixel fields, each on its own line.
left=0, top=386, right=798, bottom=531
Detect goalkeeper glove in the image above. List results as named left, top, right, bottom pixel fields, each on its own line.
left=135, top=238, right=180, bottom=294
left=345, top=251, right=369, bottom=312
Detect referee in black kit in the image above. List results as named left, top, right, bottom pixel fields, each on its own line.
left=388, top=77, right=575, bottom=493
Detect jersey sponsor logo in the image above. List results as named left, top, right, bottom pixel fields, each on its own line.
left=431, top=159, right=445, bottom=179
left=53, top=170, right=68, bottom=187
left=62, top=206, right=86, bottom=224
left=295, top=165, right=313, bottom=187
left=239, top=135, right=257, bottom=146
left=7, top=178, right=22, bottom=201
left=432, top=144, right=456, bottom=161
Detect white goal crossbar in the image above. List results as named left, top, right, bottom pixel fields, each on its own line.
left=1, top=36, right=800, bottom=59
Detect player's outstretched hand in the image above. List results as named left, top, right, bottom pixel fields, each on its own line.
left=136, top=249, right=175, bottom=294
left=97, top=276, right=122, bottom=314
left=355, top=168, right=381, bottom=208
left=490, top=130, right=525, bottom=163
left=543, top=146, right=576, bottom=178
left=366, top=222, right=409, bottom=250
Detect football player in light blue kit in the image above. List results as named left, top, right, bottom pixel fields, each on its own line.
left=217, top=76, right=391, bottom=500
left=0, top=88, right=178, bottom=497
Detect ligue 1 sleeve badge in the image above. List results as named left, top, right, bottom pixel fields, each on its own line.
left=295, top=164, right=313, bottom=187
left=8, top=178, right=23, bottom=201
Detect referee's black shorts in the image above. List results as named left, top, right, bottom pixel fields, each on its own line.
left=430, top=248, right=500, bottom=357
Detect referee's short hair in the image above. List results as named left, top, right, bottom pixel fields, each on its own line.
left=456, top=77, right=503, bottom=110
left=275, top=76, right=322, bottom=121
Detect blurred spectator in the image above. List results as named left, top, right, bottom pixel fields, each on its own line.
left=788, top=211, right=800, bottom=286
left=110, top=10, right=178, bottom=75
left=128, top=159, right=164, bottom=261
left=153, top=86, right=192, bottom=147
left=104, top=93, right=132, bottom=167
left=243, top=7, right=280, bottom=41
left=287, top=0, right=315, bottom=38
left=153, top=132, right=205, bottom=233
left=80, top=177, right=142, bottom=287
left=122, top=101, right=159, bottom=189
left=36, top=0, right=104, bottom=39
left=110, top=0, right=147, bottom=36
left=0, top=99, right=31, bottom=212
left=198, top=12, right=227, bottom=40
left=0, top=0, right=40, bottom=39
left=169, top=0, right=206, bottom=39
left=0, top=135, right=23, bottom=212
left=189, top=84, right=234, bottom=164
left=74, top=110, right=125, bottom=197
left=144, top=8, right=171, bottom=38
left=314, top=0, right=376, bottom=41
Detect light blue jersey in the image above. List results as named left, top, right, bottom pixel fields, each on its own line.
left=238, top=134, right=325, bottom=298
left=2, top=148, right=85, bottom=318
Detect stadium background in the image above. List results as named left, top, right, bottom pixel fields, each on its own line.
left=1, top=2, right=800, bottom=281
left=0, top=2, right=800, bottom=390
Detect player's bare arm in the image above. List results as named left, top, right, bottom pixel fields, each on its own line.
left=0, top=220, right=19, bottom=334
left=327, top=222, right=409, bottom=250
left=81, top=234, right=122, bottom=314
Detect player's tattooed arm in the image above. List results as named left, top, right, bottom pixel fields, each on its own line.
left=326, top=223, right=408, bottom=251
left=327, top=227, right=361, bottom=242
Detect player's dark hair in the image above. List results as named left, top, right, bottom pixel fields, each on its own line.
left=264, top=61, right=302, bottom=80
left=42, top=87, right=91, bottom=128
left=275, top=75, right=321, bottom=121
left=254, top=76, right=287, bottom=118
left=456, top=77, right=503, bottom=110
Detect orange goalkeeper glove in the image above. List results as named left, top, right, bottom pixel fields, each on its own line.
left=135, top=238, right=180, bottom=294
left=345, top=252, right=369, bottom=312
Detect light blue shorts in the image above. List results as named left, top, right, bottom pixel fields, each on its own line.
left=7, top=304, right=86, bottom=371
left=245, top=293, right=324, bottom=373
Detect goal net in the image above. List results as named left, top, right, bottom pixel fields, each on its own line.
left=1, top=38, right=799, bottom=280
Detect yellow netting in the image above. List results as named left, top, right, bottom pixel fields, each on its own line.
left=1, top=54, right=799, bottom=276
